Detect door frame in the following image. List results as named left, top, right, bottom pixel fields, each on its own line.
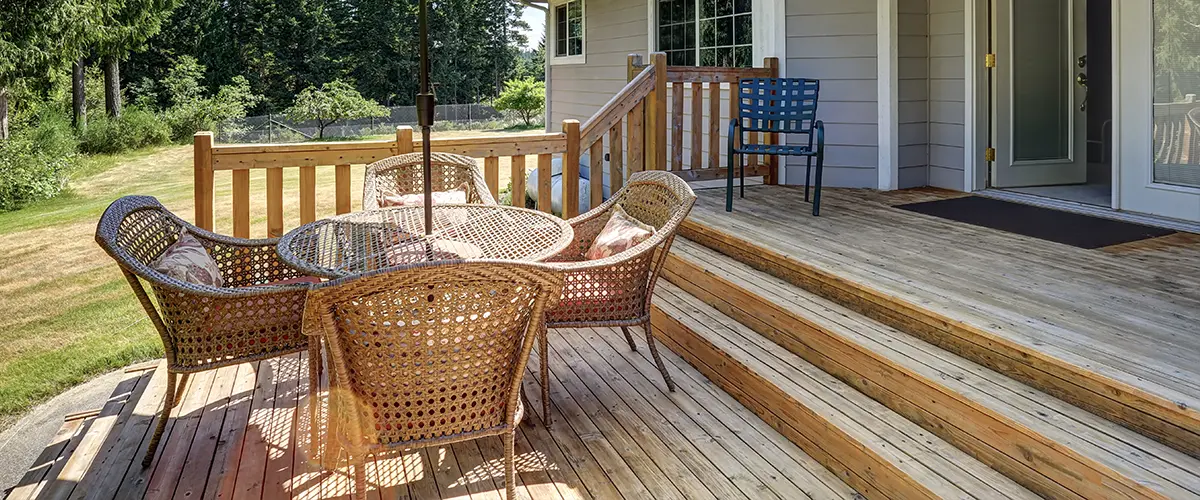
left=965, top=0, right=1119, bottom=207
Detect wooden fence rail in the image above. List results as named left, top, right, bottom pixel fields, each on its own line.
left=193, top=53, right=670, bottom=238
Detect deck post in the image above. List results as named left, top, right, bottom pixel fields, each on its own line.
left=563, top=119, right=581, bottom=218
left=765, top=57, right=780, bottom=185
left=627, top=54, right=643, bottom=82
left=193, top=132, right=214, bottom=231
left=396, top=125, right=414, bottom=154
left=649, top=52, right=668, bottom=171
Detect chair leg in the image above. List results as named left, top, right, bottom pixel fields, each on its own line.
left=353, top=456, right=367, bottom=500
left=620, top=326, right=638, bottom=352
left=173, top=372, right=189, bottom=406
left=739, top=158, right=745, bottom=198
left=143, top=370, right=177, bottom=468
left=804, top=155, right=813, bottom=202
left=540, top=325, right=553, bottom=427
left=308, top=341, right=322, bottom=460
left=813, top=152, right=825, bottom=216
left=503, top=431, right=517, bottom=500
left=726, top=153, right=738, bottom=212
left=643, top=320, right=676, bottom=393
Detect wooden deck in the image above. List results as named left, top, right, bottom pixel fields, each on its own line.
left=683, top=185, right=1200, bottom=455
left=12, top=326, right=856, bottom=500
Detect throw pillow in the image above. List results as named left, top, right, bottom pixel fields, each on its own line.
left=380, top=182, right=471, bottom=207
left=151, top=229, right=225, bottom=287
left=584, top=205, right=654, bottom=260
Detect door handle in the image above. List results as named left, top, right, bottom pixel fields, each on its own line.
left=1076, top=72, right=1088, bottom=112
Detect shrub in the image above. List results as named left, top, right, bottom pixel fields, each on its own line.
left=493, top=78, right=545, bottom=127
left=79, top=108, right=171, bottom=154
left=159, top=57, right=264, bottom=141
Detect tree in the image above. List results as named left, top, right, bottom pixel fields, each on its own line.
left=92, top=0, right=180, bottom=118
left=0, top=0, right=100, bottom=139
left=285, top=79, right=388, bottom=139
left=158, top=56, right=264, bottom=140
left=493, top=77, right=544, bottom=127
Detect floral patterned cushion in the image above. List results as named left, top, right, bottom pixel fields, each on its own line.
left=379, top=182, right=470, bottom=207
left=151, top=230, right=224, bottom=287
left=584, top=205, right=655, bottom=260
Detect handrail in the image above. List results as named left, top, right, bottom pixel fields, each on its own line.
left=580, top=64, right=657, bottom=147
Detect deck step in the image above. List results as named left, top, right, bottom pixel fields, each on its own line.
left=663, top=238, right=1200, bottom=500
left=651, top=280, right=1038, bottom=500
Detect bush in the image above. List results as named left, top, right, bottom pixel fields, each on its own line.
left=493, top=78, right=545, bottom=127
left=158, top=57, right=263, bottom=141
left=79, top=108, right=171, bottom=154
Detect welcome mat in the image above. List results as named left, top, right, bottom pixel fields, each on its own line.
left=895, top=196, right=1176, bottom=249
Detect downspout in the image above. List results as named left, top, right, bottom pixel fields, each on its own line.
left=517, top=0, right=552, bottom=131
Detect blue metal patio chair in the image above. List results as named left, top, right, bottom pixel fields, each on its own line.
left=727, top=78, right=825, bottom=215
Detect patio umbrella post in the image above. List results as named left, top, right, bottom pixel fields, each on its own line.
left=417, top=0, right=435, bottom=235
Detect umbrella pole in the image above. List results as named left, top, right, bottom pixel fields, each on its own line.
left=417, top=0, right=435, bottom=235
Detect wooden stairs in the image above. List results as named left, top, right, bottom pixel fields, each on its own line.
left=654, top=229, right=1200, bottom=499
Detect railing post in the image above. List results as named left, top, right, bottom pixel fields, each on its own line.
left=193, top=132, right=214, bottom=231
left=649, top=52, right=668, bottom=171
left=396, top=125, right=414, bottom=154
left=627, top=54, right=643, bottom=82
left=563, top=119, right=581, bottom=218
left=765, top=57, right=781, bottom=185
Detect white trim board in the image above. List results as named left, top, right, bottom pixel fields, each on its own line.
left=877, top=0, right=899, bottom=190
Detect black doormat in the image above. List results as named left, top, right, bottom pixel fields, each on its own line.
left=895, top=196, right=1176, bottom=249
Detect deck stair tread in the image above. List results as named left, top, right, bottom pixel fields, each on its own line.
left=665, top=238, right=1200, bottom=499
left=652, top=280, right=1039, bottom=500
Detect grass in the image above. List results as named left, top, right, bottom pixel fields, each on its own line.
left=0, top=127, right=533, bottom=430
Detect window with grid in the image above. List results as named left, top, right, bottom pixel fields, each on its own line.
left=657, top=0, right=752, bottom=67
left=555, top=0, right=584, bottom=58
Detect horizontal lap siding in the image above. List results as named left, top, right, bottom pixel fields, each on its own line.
left=549, top=0, right=647, bottom=125
left=785, top=0, right=879, bottom=188
left=928, top=0, right=966, bottom=190
left=899, top=0, right=930, bottom=189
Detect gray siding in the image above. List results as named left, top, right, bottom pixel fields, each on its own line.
left=547, top=0, right=647, bottom=126
left=928, top=0, right=966, bottom=190
left=784, top=0, right=879, bottom=188
left=899, top=0, right=929, bottom=189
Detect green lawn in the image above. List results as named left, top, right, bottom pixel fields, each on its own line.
left=0, top=128, right=531, bottom=430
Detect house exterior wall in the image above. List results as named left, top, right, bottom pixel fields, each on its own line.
left=783, top=0, right=880, bottom=188
left=546, top=0, right=647, bottom=127
left=899, top=0, right=930, bottom=189
left=927, top=0, right=967, bottom=190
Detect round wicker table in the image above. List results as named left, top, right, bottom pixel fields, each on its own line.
left=277, top=205, right=574, bottom=279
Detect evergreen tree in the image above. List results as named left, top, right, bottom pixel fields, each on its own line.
left=92, top=0, right=179, bottom=117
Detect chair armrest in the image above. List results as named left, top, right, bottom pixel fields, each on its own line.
left=727, top=119, right=741, bottom=151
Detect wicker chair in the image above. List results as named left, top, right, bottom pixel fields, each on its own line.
left=539, top=170, right=696, bottom=425
left=94, top=195, right=315, bottom=468
left=362, top=152, right=497, bottom=210
left=303, top=261, right=563, bottom=499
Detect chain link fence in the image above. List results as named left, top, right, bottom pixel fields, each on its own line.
left=216, top=103, right=506, bottom=143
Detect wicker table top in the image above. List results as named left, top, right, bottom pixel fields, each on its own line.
left=277, top=205, right=574, bottom=279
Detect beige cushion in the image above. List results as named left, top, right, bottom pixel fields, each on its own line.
left=585, top=205, right=655, bottom=260
left=151, top=230, right=224, bottom=287
left=379, top=182, right=470, bottom=207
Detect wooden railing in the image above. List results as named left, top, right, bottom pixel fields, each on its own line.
left=193, top=55, right=667, bottom=238
left=630, top=55, right=780, bottom=183
left=192, top=52, right=775, bottom=238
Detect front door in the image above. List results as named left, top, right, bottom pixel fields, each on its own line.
left=992, top=0, right=1088, bottom=188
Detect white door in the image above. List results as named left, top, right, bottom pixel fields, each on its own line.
left=1115, top=0, right=1200, bottom=222
left=992, top=0, right=1088, bottom=188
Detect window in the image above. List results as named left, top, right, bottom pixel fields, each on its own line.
left=1152, top=0, right=1200, bottom=188
left=554, top=0, right=584, bottom=61
left=658, top=0, right=752, bottom=67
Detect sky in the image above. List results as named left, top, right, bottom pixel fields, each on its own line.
left=520, top=6, right=546, bottom=50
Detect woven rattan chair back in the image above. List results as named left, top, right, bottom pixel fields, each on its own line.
left=95, top=195, right=314, bottom=467
left=305, top=261, right=562, bottom=498
left=362, top=152, right=497, bottom=209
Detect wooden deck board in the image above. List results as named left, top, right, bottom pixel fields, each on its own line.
left=15, top=327, right=851, bottom=499
left=688, top=186, right=1200, bottom=455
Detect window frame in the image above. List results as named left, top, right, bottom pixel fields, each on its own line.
left=550, top=0, right=586, bottom=65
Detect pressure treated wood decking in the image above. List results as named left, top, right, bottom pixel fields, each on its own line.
left=12, top=327, right=856, bottom=500
left=686, top=185, right=1200, bottom=456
